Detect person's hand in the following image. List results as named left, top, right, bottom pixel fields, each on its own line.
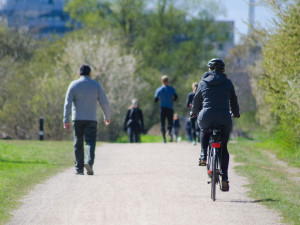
left=189, top=111, right=197, bottom=118
left=64, top=122, right=70, bottom=130
left=104, top=120, right=110, bottom=125
left=231, top=113, right=240, bottom=118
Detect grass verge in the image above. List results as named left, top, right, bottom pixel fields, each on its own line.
left=229, top=139, right=300, bottom=225
left=0, top=140, right=73, bottom=225
left=116, top=134, right=164, bottom=143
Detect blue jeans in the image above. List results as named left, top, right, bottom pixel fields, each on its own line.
left=73, top=120, right=97, bottom=172
left=127, top=127, right=140, bottom=143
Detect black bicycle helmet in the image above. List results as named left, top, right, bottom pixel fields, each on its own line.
left=207, top=58, right=225, bottom=71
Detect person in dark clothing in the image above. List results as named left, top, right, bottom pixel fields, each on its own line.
left=185, top=118, right=192, bottom=141
left=190, top=58, right=240, bottom=191
left=172, top=113, right=181, bottom=142
left=124, top=99, right=144, bottom=143
left=186, top=82, right=199, bottom=145
left=154, top=75, right=178, bottom=143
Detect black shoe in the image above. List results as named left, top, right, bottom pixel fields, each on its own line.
left=75, top=170, right=84, bottom=175
left=221, top=180, right=229, bottom=192
left=199, top=159, right=206, bottom=166
left=84, top=163, right=94, bottom=175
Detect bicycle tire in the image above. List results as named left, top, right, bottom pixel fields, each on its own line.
left=211, top=148, right=218, bottom=201
left=207, top=146, right=212, bottom=171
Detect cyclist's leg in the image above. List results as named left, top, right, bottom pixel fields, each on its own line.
left=73, top=121, right=85, bottom=173
left=84, top=121, right=97, bottom=167
left=200, top=130, right=210, bottom=161
left=220, top=133, right=230, bottom=181
left=160, top=108, right=167, bottom=141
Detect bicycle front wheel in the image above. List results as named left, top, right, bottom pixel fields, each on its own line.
left=211, top=149, right=218, bottom=201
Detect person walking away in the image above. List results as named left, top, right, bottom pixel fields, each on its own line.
left=185, top=118, right=192, bottom=142
left=190, top=58, right=240, bottom=191
left=154, top=75, right=178, bottom=143
left=63, top=64, right=110, bottom=175
left=186, top=82, right=199, bottom=145
left=172, top=113, right=181, bottom=142
left=124, top=99, right=144, bottom=143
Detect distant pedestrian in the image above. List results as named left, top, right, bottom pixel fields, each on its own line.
left=172, top=113, right=181, bottom=142
left=124, top=99, right=144, bottom=143
left=63, top=64, right=110, bottom=175
left=186, top=82, right=199, bottom=145
left=185, top=118, right=192, bottom=142
left=154, top=75, right=178, bottom=143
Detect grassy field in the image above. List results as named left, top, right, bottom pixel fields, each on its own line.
left=0, top=140, right=73, bottom=225
left=229, top=139, right=300, bottom=225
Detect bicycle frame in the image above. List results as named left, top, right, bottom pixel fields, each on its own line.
left=206, top=128, right=223, bottom=201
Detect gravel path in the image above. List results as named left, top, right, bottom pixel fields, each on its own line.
left=8, top=143, right=283, bottom=225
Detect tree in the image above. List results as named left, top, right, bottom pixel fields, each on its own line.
left=259, top=0, right=300, bottom=143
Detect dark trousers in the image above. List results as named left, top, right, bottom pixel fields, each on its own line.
left=190, top=117, right=197, bottom=141
left=200, top=130, right=230, bottom=180
left=160, top=107, right=174, bottom=138
left=127, top=127, right=140, bottom=143
left=73, top=120, right=97, bottom=172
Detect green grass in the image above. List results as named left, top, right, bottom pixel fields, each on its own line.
left=255, top=137, right=300, bottom=167
left=0, top=140, right=73, bottom=225
left=116, top=134, right=164, bottom=143
left=229, top=140, right=300, bottom=225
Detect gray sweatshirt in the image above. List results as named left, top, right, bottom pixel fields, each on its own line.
left=63, top=76, right=110, bottom=123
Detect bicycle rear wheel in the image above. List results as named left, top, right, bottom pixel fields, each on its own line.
left=207, top=146, right=212, bottom=172
left=211, top=149, right=218, bottom=201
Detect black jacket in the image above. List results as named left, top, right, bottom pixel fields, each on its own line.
left=191, top=71, right=239, bottom=133
left=124, top=108, right=144, bottom=132
left=186, top=92, right=195, bottom=108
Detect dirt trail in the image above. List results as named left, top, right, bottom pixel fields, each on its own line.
left=264, top=151, right=300, bottom=183
left=8, top=143, right=283, bottom=225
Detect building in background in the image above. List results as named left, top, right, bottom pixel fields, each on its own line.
left=0, top=0, right=69, bottom=36
left=214, top=21, right=234, bottom=58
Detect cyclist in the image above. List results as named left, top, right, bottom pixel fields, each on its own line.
left=154, top=75, right=178, bottom=143
left=190, top=58, right=240, bottom=191
left=186, top=82, right=199, bottom=145
left=124, top=99, right=144, bottom=143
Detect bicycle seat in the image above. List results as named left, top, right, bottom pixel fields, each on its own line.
left=202, top=125, right=225, bottom=134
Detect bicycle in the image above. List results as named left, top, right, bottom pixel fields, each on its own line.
left=206, top=127, right=224, bottom=201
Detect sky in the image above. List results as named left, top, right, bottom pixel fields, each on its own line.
left=215, top=0, right=275, bottom=44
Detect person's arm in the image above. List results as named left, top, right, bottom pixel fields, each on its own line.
left=173, top=93, right=178, bottom=101
left=190, top=82, right=203, bottom=117
left=154, top=88, right=160, bottom=103
left=97, top=83, right=111, bottom=123
left=228, top=80, right=240, bottom=118
left=63, top=84, right=74, bottom=129
left=139, top=109, right=144, bottom=132
left=173, top=87, right=178, bottom=101
left=186, top=94, right=191, bottom=108
left=124, top=110, right=130, bottom=131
